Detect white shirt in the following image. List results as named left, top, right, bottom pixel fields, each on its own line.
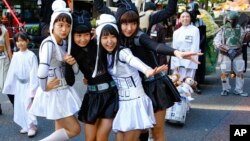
left=108, top=48, right=151, bottom=89
left=171, top=24, right=200, bottom=69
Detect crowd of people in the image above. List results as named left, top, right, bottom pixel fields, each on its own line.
left=0, top=0, right=249, bottom=141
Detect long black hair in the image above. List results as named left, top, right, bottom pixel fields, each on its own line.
left=98, top=24, right=120, bottom=69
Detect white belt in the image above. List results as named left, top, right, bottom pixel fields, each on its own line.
left=50, top=78, right=68, bottom=91
left=118, top=85, right=146, bottom=101
left=17, top=78, right=29, bottom=84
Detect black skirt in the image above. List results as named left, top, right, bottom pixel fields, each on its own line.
left=78, top=87, right=119, bottom=124
left=143, top=74, right=181, bottom=112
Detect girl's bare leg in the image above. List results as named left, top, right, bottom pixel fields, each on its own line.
left=55, top=115, right=81, bottom=138
left=115, top=130, right=141, bottom=141
left=84, top=119, right=99, bottom=141
left=40, top=116, right=80, bottom=141
left=152, top=110, right=166, bottom=141
left=116, top=132, right=124, bottom=141
left=96, top=118, right=113, bottom=141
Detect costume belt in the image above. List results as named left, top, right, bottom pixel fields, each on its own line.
left=88, top=81, right=116, bottom=92
left=57, top=78, right=68, bottom=90
left=17, top=78, right=29, bottom=84
left=50, top=78, right=68, bottom=91
left=48, top=67, right=68, bottom=90
left=118, top=85, right=145, bottom=101
left=220, top=48, right=242, bottom=59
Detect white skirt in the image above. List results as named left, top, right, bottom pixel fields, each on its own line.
left=29, top=86, right=81, bottom=120
left=0, top=55, right=10, bottom=91
left=112, top=86, right=155, bottom=132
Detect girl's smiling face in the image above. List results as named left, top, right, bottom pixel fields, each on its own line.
left=73, top=32, right=91, bottom=47
left=101, top=33, right=117, bottom=53
left=180, top=12, right=191, bottom=26
left=121, top=22, right=137, bottom=37
left=16, top=37, right=29, bottom=52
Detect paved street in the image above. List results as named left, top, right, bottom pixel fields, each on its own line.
left=1, top=51, right=250, bottom=141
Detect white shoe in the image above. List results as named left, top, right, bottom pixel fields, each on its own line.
left=187, top=96, right=194, bottom=101
left=28, top=128, right=37, bottom=137
left=234, top=90, right=248, bottom=97
left=221, top=90, right=229, bottom=96
left=20, top=129, right=27, bottom=134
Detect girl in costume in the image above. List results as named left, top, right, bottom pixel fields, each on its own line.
left=170, top=11, right=200, bottom=81
left=65, top=10, right=119, bottom=141
left=93, top=0, right=202, bottom=141
left=29, top=0, right=81, bottom=140
left=95, top=14, right=167, bottom=141
left=3, top=32, right=38, bottom=137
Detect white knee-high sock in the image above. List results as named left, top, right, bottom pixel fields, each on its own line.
left=40, top=128, right=69, bottom=141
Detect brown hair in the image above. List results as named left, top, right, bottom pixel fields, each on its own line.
left=119, top=11, right=139, bottom=37
left=120, top=11, right=139, bottom=25
left=54, top=13, right=72, bottom=25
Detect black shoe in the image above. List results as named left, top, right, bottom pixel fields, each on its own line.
left=0, top=104, right=2, bottom=115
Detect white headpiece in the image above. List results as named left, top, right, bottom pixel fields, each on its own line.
left=92, top=14, right=119, bottom=78
left=49, top=0, right=72, bottom=61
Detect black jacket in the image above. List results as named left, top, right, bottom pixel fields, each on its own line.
left=65, top=39, right=113, bottom=86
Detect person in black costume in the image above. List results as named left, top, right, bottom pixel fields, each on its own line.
left=93, top=0, right=202, bottom=141
left=189, top=2, right=206, bottom=94
left=65, top=10, right=119, bottom=141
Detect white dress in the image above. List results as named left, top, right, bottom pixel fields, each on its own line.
left=2, top=50, right=38, bottom=131
left=171, top=25, right=200, bottom=80
left=29, top=37, right=81, bottom=120
left=108, top=48, right=155, bottom=132
left=0, top=25, right=10, bottom=92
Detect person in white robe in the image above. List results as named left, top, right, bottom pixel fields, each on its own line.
left=2, top=32, right=38, bottom=137
left=0, top=24, right=13, bottom=113
left=171, top=11, right=200, bottom=81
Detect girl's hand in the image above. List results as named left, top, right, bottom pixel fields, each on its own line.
left=174, top=50, right=203, bottom=64
left=64, top=54, right=76, bottom=65
left=154, top=64, right=168, bottom=73
left=145, top=65, right=168, bottom=77
left=46, top=78, right=61, bottom=91
left=83, top=78, right=88, bottom=85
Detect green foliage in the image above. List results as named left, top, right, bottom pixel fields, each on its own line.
left=177, top=0, right=227, bottom=6
left=206, top=36, right=218, bottom=75
left=25, top=25, right=40, bottom=36
left=90, top=18, right=96, bottom=28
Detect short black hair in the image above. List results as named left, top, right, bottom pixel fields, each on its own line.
left=14, top=32, right=30, bottom=42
